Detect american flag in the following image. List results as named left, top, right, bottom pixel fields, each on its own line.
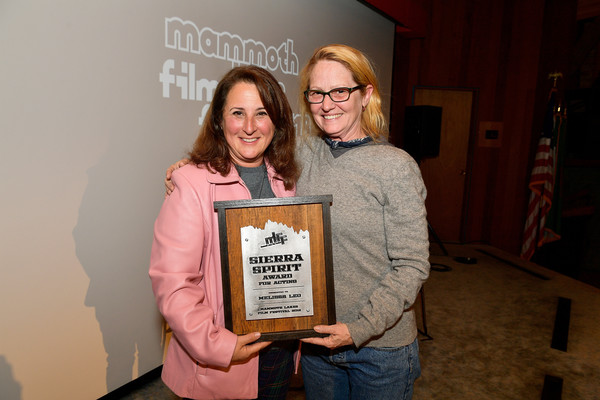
left=521, top=89, right=563, bottom=260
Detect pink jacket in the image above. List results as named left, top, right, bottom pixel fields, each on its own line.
left=149, top=162, right=295, bottom=399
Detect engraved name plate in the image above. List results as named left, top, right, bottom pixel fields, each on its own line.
left=241, top=220, right=314, bottom=320
left=214, top=195, right=335, bottom=341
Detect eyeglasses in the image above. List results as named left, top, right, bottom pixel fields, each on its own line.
left=304, top=85, right=364, bottom=104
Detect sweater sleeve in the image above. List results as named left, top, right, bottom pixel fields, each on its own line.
left=346, top=156, right=430, bottom=347
left=149, top=169, right=238, bottom=367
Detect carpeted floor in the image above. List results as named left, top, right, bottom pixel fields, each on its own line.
left=110, top=244, right=600, bottom=399
left=413, top=244, right=600, bottom=399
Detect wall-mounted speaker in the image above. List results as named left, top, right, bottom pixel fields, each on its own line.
left=403, top=105, right=442, bottom=163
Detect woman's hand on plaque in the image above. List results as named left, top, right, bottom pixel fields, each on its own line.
left=231, top=332, right=272, bottom=363
left=301, top=322, right=354, bottom=349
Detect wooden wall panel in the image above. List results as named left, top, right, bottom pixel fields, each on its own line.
left=391, top=0, right=577, bottom=255
left=489, top=0, right=546, bottom=251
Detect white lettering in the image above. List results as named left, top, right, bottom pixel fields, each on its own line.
left=160, top=18, right=299, bottom=127
left=160, top=60, right=218, bottom=101
left=159, top=59, right=175, bottom=98
left=165, top=17, right=299, bottom=75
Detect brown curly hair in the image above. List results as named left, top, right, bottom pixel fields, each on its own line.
left=189, top=66, right=299, bottom=190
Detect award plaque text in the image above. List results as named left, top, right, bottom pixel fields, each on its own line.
left=214, top=195, right=335, bottom=341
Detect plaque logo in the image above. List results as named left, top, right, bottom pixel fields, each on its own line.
left=261, top=231, right=288, bottom=247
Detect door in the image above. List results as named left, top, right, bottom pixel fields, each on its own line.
left=413, top=87, right=474, bottom=242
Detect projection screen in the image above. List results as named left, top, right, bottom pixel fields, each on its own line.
left=0, top=1, right=394, bottom=398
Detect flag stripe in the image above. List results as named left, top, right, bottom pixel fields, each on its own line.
left=521, top=137, right=554, bottom=260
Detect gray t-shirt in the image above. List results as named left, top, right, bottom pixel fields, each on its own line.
left=235, top=164, right=275, bottom=199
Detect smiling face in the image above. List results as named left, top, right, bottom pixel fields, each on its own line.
left=308, top=60, right=373, bottom=142
left=222, top=82, right=275, bottom=167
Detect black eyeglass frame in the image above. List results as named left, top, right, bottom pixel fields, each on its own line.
left=303, top=85, right=364, bottom=104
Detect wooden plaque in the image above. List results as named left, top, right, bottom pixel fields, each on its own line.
left=214, top=195, right=335, bottom=341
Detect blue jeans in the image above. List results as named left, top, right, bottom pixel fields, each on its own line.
left=301, top=339, right=421, bottom=400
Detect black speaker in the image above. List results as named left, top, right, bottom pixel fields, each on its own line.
left=403, top=105, right=442, bottom=163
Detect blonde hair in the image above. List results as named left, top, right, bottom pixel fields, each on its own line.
left=299, top=44, right=388, bottom=141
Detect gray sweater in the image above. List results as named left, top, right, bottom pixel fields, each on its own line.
left=296, top=137, right=430, bottom=348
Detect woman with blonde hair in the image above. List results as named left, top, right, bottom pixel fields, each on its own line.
left=296, top=44, right=429, bottom=400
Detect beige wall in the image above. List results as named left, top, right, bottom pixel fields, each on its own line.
left=0, top=1, right=393, bottom=398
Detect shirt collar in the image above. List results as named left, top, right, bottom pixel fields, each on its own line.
left=323, top=136, right=373, bottom=149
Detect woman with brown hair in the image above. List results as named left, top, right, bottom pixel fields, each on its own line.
left=150, top=65, right=299, bottom=400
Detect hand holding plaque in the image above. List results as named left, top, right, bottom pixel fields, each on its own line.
left=215, top=195, right=336, bottom=341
